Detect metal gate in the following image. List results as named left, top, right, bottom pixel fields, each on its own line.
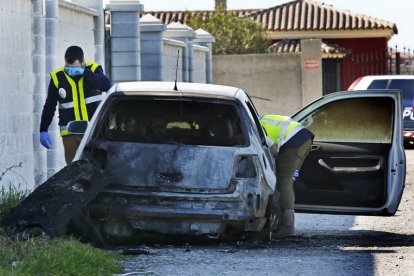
left=322, top=47, right=414, bottom=95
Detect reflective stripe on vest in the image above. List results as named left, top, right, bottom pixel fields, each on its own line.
left=260, top=115, right=303, bottom=150
left=59, top=95, right=102, bottom=109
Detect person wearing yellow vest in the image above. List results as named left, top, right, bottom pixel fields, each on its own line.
left=39, top=46, right=111, bottom=164
left=260, top=114, right=314, bottom=237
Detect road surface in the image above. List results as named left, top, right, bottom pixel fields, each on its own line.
left=118, top=149, right=414, bottom=276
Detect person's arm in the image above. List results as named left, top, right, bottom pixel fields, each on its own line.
left=40, top=81, right=58, bottom=132
left=83, top=66, right=111, bottom=92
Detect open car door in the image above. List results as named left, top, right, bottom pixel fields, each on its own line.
left=292, top=90, right=406, bottom=216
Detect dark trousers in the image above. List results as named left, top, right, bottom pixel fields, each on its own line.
left=276, top=138, right=312, bottom=209
left=62, top=134, right=83, bottom=164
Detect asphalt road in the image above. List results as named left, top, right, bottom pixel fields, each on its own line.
left=117, top=149, right=414, bottom=276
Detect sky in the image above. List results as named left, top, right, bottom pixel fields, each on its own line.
left=104, top=0, right=414, bottom=49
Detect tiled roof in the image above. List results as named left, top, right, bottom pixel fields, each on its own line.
left=146, top=9, right=259, bottom=25
left=268, top=39, right=351, bottom=58
left=250, top=0, right=397, bottom=33
left=143, top=0, right=397, bottom=34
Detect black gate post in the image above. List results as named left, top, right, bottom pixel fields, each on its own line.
left=396, top=52, right=401, bottom=75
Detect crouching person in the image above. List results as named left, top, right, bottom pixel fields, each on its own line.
left=260, top=115, right=314, bottom=237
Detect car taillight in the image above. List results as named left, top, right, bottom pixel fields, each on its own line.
left=235, top=156, right=257, bottom=178
left=347, top=77, right=363, bottom=91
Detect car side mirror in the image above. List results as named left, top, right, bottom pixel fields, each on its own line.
left=67, top=120, right=88, bottom=135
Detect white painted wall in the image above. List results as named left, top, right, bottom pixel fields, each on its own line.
left=162, top=40, right=184, bottom=82
left=0, top=0, right=35, bottom=192
left=192, top=46, right=208, bottom=83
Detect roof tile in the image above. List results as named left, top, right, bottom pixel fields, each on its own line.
left=126, top=0, right=397, bottom=34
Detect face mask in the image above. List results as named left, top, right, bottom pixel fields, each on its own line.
left=64, top=66, right=85, bottom=76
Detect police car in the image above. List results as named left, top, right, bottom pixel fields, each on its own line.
left=348, top=75, right=414, bottom=147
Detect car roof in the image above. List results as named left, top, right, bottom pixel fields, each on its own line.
left=108, top=81, right=242, bottom=99
left=358, top=75, right=414, bottom=80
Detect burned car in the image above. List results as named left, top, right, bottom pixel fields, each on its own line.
left=1, top=83, right=406, bottom=245
left=71, top=82, right=278, bottom=241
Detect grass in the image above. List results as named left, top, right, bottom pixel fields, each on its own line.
left=0, top=234, right=124, bottom=276
left=0, top=184, right=29, bottom=217
left=0, top=174, right=124, bottom=275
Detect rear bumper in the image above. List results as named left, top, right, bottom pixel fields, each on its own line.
left=88, top=179, right=273, bottom=238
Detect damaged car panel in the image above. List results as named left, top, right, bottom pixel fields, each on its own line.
left=72, top=82, right=277, bottom=240
left=0, top=160, right=110, bottom=237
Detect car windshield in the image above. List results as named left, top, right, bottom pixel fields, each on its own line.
left=101, top=97, right=246, bottom=146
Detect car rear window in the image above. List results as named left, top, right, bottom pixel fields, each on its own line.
left=101, top=98, right=246, bottom=146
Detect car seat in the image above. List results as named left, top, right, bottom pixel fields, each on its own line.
left=205, top=118, right=234, bottom=145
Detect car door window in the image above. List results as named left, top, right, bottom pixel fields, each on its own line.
left=300, top=98, right=393, bottom=143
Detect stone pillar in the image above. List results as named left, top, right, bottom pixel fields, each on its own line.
left=301, top=39, right=323, bottom=107
left=194, top=28, right=215, bottom=84
left=45, top=0, right=63, bottom=178
left=140, top=14, right=166, bottom=81
left=32, top=0, right=47, bottom=185
left=164, top=22, right=196, bottom=82
left=106, top=0, right=144, bottom=83
left=94, top=0, right=106, bottom=69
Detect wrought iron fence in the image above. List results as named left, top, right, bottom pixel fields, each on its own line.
left=322, top=46, right=414, bottom=95
left=388, top=46, right=414, bottom=75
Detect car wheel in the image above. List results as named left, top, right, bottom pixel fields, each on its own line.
left=260, top=192, right=281, bottom=241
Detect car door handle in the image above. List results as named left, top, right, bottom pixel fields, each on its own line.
left=318, top=159, right=381, bottom=173
left=310, top=145, right=320, bottom=151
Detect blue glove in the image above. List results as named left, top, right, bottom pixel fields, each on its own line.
left=40, top=131, right=52, bottom=149
left=292, top=169, right=299, bottom=181
left=65, top=66, right=85, bottom=76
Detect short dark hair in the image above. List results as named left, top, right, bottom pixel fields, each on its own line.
left=65, top=46, right=84, bottom=64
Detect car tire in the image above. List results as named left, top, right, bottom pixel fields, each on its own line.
left=261, top=192, right=281, bottom=240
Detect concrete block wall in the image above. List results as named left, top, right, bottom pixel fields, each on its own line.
left=0, top=0, right=35, bottom=191
left=138, top=17, right=214, bottom=84
left=58, top=4, right=96, bottom=60
left=213, top=53, right=303, bottom=116
left=192, top=45, right=208, bottom=83
left=213, top=39, right=323, bottom=117
left=162, top=40, right=185, bottom=82
left=140, top=14, right=165, bottom=81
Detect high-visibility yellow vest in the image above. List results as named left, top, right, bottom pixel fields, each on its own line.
left=260, top=115, right=303, bottom=150
left=50, top=62, right=102, bottom=136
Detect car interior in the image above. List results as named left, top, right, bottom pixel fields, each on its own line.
left=101, top=98, right=246, bottom=147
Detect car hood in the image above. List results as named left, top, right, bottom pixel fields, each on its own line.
left=95, top=142, right=247, bottom=190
